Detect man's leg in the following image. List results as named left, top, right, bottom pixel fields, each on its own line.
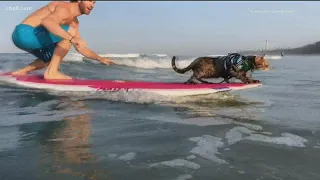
left=11, top=58, right=48, bottom=75
left=44, top=39, right=72, bottom=80
left=43, top=24, right=77, bottom=80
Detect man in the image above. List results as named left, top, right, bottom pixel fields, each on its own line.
left=11, top=0, right=114, bottom=80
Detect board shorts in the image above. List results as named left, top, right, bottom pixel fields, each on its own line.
left=11, top=24, right=70, bottom=63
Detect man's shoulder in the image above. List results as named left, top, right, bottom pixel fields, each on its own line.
left=47, top=1, right=71, bottom=14
left=48, top=1, right=70, bottom=7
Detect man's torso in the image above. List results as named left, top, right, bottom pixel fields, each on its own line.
left=21, top=2, right=78, bottom=29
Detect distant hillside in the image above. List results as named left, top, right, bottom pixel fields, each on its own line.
left=240, top=41, right=320, bottom=55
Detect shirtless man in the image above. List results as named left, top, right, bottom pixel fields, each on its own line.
left=11, top=0, right=114, bottom=80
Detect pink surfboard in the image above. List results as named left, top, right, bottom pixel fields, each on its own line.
left=0, top=72, right=262, bottom=97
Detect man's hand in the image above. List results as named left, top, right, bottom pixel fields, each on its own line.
left=98, top=57, right=115, bottom=66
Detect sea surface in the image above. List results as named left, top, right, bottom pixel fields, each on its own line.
left=0, top=53, right=319, bottom=180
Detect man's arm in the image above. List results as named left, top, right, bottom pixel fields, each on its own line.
left=41, top=5, right=73, bottom=41
left=76, top=44, right=103, bottom=61
left=72, top=27, right=103, bottom=61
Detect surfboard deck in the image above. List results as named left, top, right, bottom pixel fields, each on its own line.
left=0, top=72, right=262, bottom=97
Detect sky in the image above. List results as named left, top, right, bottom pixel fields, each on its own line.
left=1, top=1, right=320, bottom=55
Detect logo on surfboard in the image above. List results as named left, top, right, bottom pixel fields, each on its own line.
left=93, top=86, right=131, bottom=92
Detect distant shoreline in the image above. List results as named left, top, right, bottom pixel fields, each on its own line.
left=240, top=41, right=320, bottom=56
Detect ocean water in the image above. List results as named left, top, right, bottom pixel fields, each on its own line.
left=0, top=53, right=319, bottom=180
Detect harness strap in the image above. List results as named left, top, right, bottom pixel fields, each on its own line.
left=216, top=53, right=258, bottom=83
left=214, top=53, right=252, bottom=82
left=223, top=53, right=244, bottom=72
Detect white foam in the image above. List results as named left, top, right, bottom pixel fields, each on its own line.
left=63, top=53, right=143, bottom=62
left=63, top=52, right=144, bottom=62
left=151, top=54, right=168, bottom=57
left=150, top=159, right=200, bottom=170
left=185, top=127, right=307, bottom=168
left=63, top=52, right=84, bottom=62
left=99, top=53, right=140, bottom=58
left=225, top=127, right=254, bottom=145
left=234, top=122, right=263, bottom=131
left=166, top=92, right=237, bottom=105
left=188, top=135, right=227, bottom=164
left=262, top=132, right=273, bottom=135
left=108, top=153, right=118, bottom=159
left=176, top=174, right=193, bottom=180
left=225, top=127, right=308, bottom=148
left=118, top=152, right=136, bottom=161
left=186, top=155, right=196, bottom=160
left=112, top=56, right=195, bottom=69
left=238, top=170, right=246, bottom=174
left=245, top=133, right=308, bottom=148
left=49, top=90, right=171, bottom=104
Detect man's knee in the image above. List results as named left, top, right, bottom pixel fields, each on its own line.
left=56, top=39, right=72, bottom=50
left=50, top=40, right=72, bottom=60
left=52, top=26, right=76, bottom=54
